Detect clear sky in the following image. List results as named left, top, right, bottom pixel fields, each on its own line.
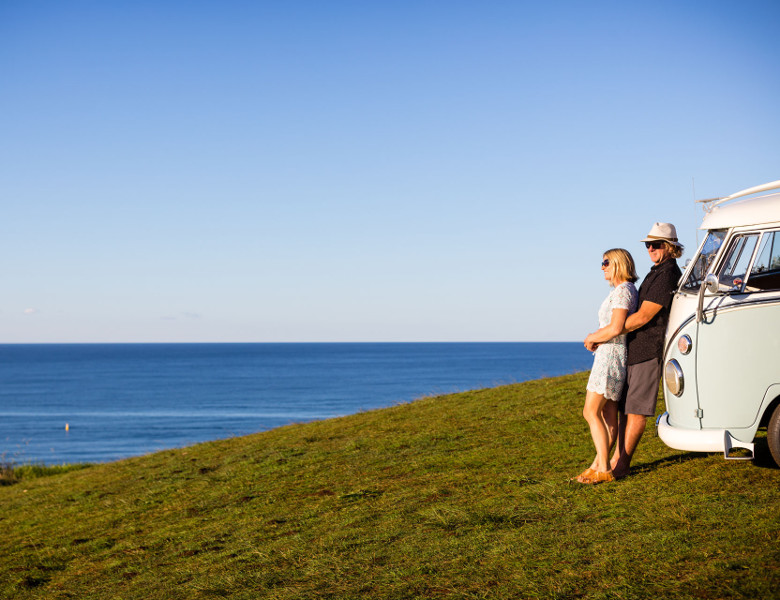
left=2, top=1, right=779, bottom=343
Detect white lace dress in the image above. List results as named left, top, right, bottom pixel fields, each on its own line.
left=586, top=282, right=638, bottom=401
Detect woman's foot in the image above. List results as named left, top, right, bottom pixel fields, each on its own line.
left=584, top=469, right=615, bottom=484
left=574, top=468, right=596, bottom=483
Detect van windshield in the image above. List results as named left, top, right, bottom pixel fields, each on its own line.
left=681, top=230, right=727, bottom=292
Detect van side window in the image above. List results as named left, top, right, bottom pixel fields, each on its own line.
left=717, top=234, right=759, bottom=292
left=747, top=230, right=780, bottom=291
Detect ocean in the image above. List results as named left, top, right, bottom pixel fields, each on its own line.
left=0, top=343, right=591, bottom=465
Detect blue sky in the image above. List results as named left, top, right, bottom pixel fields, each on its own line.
left=2, top=1, right=779, bottom=343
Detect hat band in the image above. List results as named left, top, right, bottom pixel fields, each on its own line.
left=647, top=234, right=678, bottom=242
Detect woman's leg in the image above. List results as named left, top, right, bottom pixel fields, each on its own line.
left=582, top=390, right=611, bottom=473
left=603, top=399, right=619, bottom=454
left=585, top=399, right=619, bottom=471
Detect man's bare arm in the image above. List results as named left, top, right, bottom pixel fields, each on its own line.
left=624, top=300, right=663, bottom=333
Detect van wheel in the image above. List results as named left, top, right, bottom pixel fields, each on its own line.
left=769, top=404, right=780, bottom=468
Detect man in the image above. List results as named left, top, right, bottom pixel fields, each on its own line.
left=611, top=222, right=683, bottom=479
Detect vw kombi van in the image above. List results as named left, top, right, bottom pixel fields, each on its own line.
left=657, top=180, right=780, bottom=466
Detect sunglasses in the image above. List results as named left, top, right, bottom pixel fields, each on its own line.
left=645, top=241, right=665, bottom=250
left=601, top=259, right=610, bottom=267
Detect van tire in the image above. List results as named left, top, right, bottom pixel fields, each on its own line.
left=768, top=404, right=780, bottom=468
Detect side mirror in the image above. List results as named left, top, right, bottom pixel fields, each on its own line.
left=704, top=274, right=719, bottom=294
left=697, top=274, right=721, bottom=323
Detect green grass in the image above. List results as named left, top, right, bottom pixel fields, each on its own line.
left=1, top=372, right=779, bottom=599
left=1, top=463, right=91, bottom=486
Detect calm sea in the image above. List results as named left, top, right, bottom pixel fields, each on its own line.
left=0, top=343, right=590, bottom=465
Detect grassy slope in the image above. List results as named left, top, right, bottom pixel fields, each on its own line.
left=1, top=372, right=779, bottom=599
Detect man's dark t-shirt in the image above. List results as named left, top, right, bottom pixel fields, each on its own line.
left=627, top=258, right=682, bottom=365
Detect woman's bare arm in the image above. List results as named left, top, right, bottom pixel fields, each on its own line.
left=584, top=307, right=629, bottom=351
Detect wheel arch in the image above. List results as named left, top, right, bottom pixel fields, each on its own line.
left=759, top=391, right=780, bottom=428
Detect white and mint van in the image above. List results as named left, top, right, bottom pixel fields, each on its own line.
left=657, top=180, right=780, bottom=466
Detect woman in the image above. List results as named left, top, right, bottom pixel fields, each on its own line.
left=576, top=248, right=638, bottom=484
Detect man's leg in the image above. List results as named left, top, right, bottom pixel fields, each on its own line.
left=612, top=413, right=647, bottom=478
left=610, top=358, right=660, bottom=478
left=610, top=382, right=629, bottom=473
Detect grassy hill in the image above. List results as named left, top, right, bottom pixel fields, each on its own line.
left=2, top=372, right=779, bottom=599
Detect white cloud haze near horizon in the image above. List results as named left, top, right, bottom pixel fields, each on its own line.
left=2, top=1, right=779, bottom=343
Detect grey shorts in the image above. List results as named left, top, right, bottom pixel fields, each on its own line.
left=618, top=358, right=663, bottom=417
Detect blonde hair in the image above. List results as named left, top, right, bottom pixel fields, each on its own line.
left=664, top=241, right=684, bottom=259
left=604, top=248, right=639, bottom=284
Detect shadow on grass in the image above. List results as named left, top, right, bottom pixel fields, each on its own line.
left=751, top=437, right=779, bottom=470
left=630, top=451, right=706, bottom=475
left=633, top=444, right=779, bottom=474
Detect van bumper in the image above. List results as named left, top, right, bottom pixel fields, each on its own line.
left=656, top=412, right=754, bottom=460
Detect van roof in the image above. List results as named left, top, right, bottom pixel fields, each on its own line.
left=700, top=181, right=780, bottom=230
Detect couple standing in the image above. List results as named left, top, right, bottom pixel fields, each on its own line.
left=576, top=223, right=683, bottom=484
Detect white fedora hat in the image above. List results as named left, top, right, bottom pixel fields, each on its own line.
left=641, top=222, right=682, bottom=248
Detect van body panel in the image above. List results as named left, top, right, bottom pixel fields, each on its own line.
left=666, top=292, right=698, bottom=349
left=696, top=298, right=780, bottom=429
left=662, top=311, right=701, bottom=431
